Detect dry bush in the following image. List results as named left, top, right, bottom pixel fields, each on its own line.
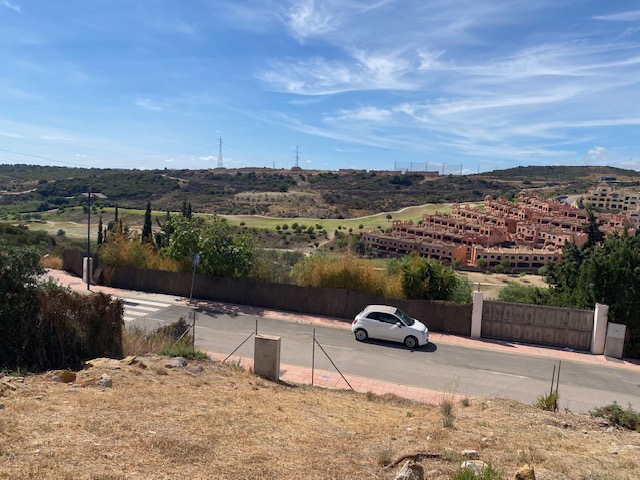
left=41, top=255, right=63, bottom=269
left=34, top=287, right=124, bottom=370
left=98, top=231, right=182, bottom=272
left=291, top=253, right=405, bottom=298
left=121, top=326, right=175, bottom=357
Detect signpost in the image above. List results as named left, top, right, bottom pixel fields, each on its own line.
left=189, top=253, right=201, bottom=304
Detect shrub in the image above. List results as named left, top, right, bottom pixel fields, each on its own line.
left=590, top=402, right=640, bottom=431
left=290, top=253, right=404, bottom=299
left=30, top=286, right=123, bottom=371
left=535, top=391, right=559, bottom=411
left=497, top=282, right=550, bottom=305
left=452, top=463, right=502, bottom=480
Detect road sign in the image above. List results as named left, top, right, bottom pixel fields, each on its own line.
left=193, top=253, right=201, bottom=265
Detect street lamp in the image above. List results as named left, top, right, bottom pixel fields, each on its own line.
left=86, top=186, right=91, bottom=291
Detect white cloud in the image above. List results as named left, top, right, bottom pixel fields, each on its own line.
left=3, top=1, right=21, bottom=13
left=594, top=10, right=640, bottom=22
left=39, top=134, right=76, bottom=142
left=0, top=131, right=23, bottom=138
left=134, top=99, right=164, bottom=111
left=585, top=146, right=609, bottom=163
left=286, top=0, right=336, bottom=40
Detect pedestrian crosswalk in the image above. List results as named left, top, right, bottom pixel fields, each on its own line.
left=120, top=297, right=172, bottom=323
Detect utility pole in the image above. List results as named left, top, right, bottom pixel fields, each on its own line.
left=295, top=145, right=300, bottom=168
left=86, top=187, right=91, bottom=291
left=217, top=137, right=223, bottom=168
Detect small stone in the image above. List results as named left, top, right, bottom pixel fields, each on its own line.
left=514, top=464, right=536, bottom=480
left=461, top=460, right=487, bottom=472
left=0, top=402, right=4, bottom=409
left=394, top=461, right=425, bottom=480
left=123, top=355, right=138, bottom=365
left=426, top=435, right=433, bottom=441
left=606, top=426, right=615, bottom=433
left=462, top=449, right=479, bottom=459
left=166, top=357, right=187, bottom=369
left=96, top=374, right=113, bottom=388
left=516, top=449, right=527, bottom=461
left=610, top=450, right=619, bottom=455
left=52, top=370, right=76, bottom=383
left=51, top=375, right=62, bottom=383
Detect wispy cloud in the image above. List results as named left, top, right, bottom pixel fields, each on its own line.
left=3, top=1, right=21, bottom=13
left=0, top=131, right=23, bottom=138
left=134, top=98, right=164, bottom=111
left=594, top=10, right=640, bottom=22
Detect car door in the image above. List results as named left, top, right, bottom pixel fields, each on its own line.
left=378, top=312, right=403, bottom=342
left=362, top=312, right=385, bottom=341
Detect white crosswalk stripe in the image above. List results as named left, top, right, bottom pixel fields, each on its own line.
left=120, top=298, right=171, bottom=322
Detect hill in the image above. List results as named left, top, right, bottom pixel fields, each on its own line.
left=1, top=355, right=638, bottom=479
left=2, top=164, right=638, bottom=220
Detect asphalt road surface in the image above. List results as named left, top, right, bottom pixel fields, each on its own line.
left=124, top=297, right=640, bottom=413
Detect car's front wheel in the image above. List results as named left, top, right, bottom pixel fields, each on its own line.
left=354, top=329, right=368, bottom=342
left=404, top=336, right=418, bottom=349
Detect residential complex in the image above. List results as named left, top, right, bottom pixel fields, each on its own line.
left=583, top=183, right=640, bottom=217
left=363, top=192, right=637, bottom=272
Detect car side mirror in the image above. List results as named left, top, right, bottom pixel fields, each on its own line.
left=395, top=322, right=402, bottom=328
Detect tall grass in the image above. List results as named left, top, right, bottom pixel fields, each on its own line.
left=98, top=231, right=183, bottom=272
left=290, top=253, right=404, bottom=299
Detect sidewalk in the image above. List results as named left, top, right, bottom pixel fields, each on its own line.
left=45, top=269, right=640, bottom=406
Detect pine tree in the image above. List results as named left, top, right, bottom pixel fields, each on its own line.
left=97, top=215, right=103, bottom=245
left=142, top=201, right=152, bottom=242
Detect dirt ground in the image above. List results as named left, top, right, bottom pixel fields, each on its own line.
left=461, top=271, right=549, bottom=300
left=1, top=355, right=639, bottom=480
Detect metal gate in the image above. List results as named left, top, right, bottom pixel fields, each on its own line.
left=482, top=301, right=594, bottom=351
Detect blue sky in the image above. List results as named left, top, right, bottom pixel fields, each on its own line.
left=1, top=1, right=640, bottom=173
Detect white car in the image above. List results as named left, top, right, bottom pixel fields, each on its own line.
left=351, top=305, right=429, bottom=349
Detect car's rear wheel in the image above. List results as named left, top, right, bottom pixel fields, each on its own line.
left=404, top=336, right=418, bottom=349
left=355, top=329, right=368, bottom=342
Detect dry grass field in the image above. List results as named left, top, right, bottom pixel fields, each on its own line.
left=1, top=355, right=639, bottom=480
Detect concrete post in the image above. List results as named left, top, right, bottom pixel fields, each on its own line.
left=604, top=323, right=626, bottom=359
left=254, top=334, right=281, bottom=381
left=83, top=257, right=93, bottom=285
left=471, top=291, right=484, bottom=338
left=591, top=303, right=608, bottom=355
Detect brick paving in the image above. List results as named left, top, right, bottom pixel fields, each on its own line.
left=46, top=269, right=640, bottom=407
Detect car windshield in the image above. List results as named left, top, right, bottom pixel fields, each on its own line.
left=394, top=308, right=415, bottom=326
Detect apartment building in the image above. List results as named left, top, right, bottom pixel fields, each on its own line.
left=363, top=192, right=636, bottom=272
left=584, top=184, right=640, bottom=216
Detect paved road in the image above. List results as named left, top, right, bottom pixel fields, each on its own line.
left=125, top=299, right=640, bottom=413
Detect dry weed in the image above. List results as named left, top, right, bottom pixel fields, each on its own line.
left=0, top=360, right=638, bottom=479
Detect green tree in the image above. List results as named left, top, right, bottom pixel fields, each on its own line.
left=142, top=201, right=152, bottom=243
left=584, top=209, right=604, bottom=249
left=181, top=200, right=192, bottom=219
left=0, top=241, right=43, bottom=369
left=400, top=252, right=461, bottom=301
left=162, top=216, right=255, bottom=278
left=97, top=215, right=103, bottom=245
left=386, top=214, right=392, bottom=222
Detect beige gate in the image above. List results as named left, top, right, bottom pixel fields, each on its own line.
left=482, top=301, right=594, bottom=351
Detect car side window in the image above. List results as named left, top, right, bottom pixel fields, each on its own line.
left=366, top=312, right=380, bottom=321
left=379, top=313, right=398, bottom=324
